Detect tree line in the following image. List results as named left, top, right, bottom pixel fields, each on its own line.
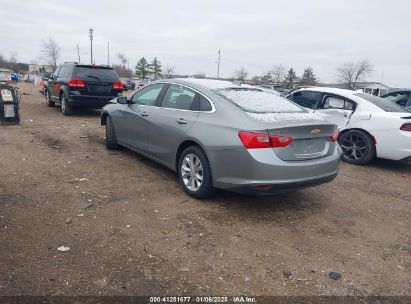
left=236, top=59, right=373, bottom=89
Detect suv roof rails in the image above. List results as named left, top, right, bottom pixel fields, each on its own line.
left=64, top=61, right=78, bottom=64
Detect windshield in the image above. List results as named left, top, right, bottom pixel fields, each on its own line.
left=217, top=88, right=305, bottom=113
left=75, top=67, right=119, bottom=82
left=355, top=93, right=410, bottom=113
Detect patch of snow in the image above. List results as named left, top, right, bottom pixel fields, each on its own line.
left=246, top=111, right=330, bottom=123
left=178, top=78, right=255, bottom=90
left=219, top=89, right=303, bottom=113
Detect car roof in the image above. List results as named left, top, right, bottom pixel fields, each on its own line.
left=294, top=86, right=361, bottom=98
left=159, top=78, right=257, bottom=91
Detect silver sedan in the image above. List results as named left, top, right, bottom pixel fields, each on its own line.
left=101, top=79, right=341, bottom=198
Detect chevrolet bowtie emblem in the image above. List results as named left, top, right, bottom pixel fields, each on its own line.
left=310, top=129, right=321, bottom=135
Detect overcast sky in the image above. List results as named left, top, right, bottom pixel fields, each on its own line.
left=1, top=0, right=410, bottom=87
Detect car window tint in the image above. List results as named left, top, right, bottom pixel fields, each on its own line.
left=218, top=88, right=304, bottom=113
left=131, top=84, right=164, bottom=106
left=292, top=91, right=320, bottom=109
left=199, top=95, right=212, bottom=111
left=355, top=93, right=410, bottom=113
left=74, top=67, right=119, bottom=82
left=161, top=84, right=196, bottom=110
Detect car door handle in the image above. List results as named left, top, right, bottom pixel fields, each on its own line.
left=140, top=112, right=149, bottom=117
left=176, top=118, right=187, bottom=125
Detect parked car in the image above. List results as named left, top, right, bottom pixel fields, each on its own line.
left=258, top=84, right=288, bottom=95
left=44, top=62, right=123, bottom=115
left=101, top=79, right=341, bottom=198
left=381, top=90, right=411, bottom=110
left=120, top=77, right=136, bottom=91
left=137, top=79, right=150, bottom=89
left=286, top=87, right=411, bottom=164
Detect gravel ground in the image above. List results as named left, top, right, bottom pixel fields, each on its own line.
left=0, top=83, right=410, bottom=296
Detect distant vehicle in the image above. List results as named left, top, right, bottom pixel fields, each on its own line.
left=381, top=90, right=411, bottom=111
left=286, top=87, right=411, bottom=164
left=101, top=79, right=341, bottom=199
left=137, top=79, right=151, bottom=89
left=44, top=62, right=123, bottom=115
left=120, top=77, right=136, bottom=91
left=258, top=84, right=288, bottom=95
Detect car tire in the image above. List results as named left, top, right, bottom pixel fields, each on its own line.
left=338, top=129, right=376, bottom=165
left=106, top=116, right=119, bottom=149
left=178, top=146, right=215, bottom=199
left=61, top=94, right=73, bottom=116
left=45, top=90, right=55, bottom=107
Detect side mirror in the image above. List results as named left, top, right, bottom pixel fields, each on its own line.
left=117, top=96, right=128, bottom=104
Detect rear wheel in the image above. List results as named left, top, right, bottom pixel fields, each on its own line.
left=45, top=90, right=55, bottom=107
left=178, top=146, right=215, bottom=199
left=105, top=116, right=119, bottom=149
left=61, top=94, right=73, bottom=116
left=338, top=130, right=375, bottom=165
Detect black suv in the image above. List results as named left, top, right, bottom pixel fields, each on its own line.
left=44, top=62, right=123, bottom=115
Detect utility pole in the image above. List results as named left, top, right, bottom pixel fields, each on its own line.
left=89, top=28, right=94, bottom=64
left=76, top=44, right=81, bottom=63
left=107, top=42, right=110, bottom=66
left=217, top=50, right=221, bottom=79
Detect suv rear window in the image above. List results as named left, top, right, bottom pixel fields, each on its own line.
left=355, top=93, right=410, bottom=113
left=217, top=88, right=304, bottom=113
left=74, top=66, right=119, bottom=82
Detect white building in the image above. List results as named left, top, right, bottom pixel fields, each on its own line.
left=352, top=82, right=391, bottom=96
left=0, top=68, right=13, bottom=81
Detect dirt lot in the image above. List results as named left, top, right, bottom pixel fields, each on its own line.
left=0, top=83, right=410, bottom=297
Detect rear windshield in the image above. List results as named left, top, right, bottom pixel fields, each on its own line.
left=217, top=88, right=304, bottom=113
left=74, top=67, right=119, bottom=82
left=355, top=93, right=410, bottom=113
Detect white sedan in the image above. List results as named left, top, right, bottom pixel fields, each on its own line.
left=286, top=87, right=411, bottom=164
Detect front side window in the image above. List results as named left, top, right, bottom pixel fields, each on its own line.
left=161, top=84, right=196, bottom=110
left=217, top=88, right=304, bottom=113
left=131, top=84, right=164, bottom=106
left=291, top=91, right=321, bottom=109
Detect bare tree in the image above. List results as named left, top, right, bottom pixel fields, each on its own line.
left=41, top=38, right=61, bottom=68
left=337, top=59, right=373, bottom=89
left=9, top=52, right=18, bottom=63
left=270, top=65, right=286, bottom=84
left=234, top=67, right=248, bottom=81
left=353, top=59, right=373, bottom=86
left=117, top=53, right=128, bottom=66
left=164, top=66, right=175, bottom=78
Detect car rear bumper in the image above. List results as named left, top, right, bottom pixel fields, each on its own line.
left=208, top=147, right=341, bottom=194
left=69, top=95, right=117, bottom=108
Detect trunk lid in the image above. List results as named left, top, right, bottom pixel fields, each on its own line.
left=245, top=112, right=337, bottom=161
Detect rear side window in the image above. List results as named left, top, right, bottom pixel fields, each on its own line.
left=355, top=93, right=410, bottom=113
left=323, top=96, right=354, bottom=110
left=74, top=66, right=119, bottom=82
left=218, top=88, right=304, bottom=113
left=161, top=84, right=196, bottom=110
left=131, top=84, right=164, bottom=106
left=291, top=91, right=321, bottom=109
left=199, top=95, right=212, bottom=111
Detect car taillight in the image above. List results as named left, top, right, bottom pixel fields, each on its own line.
left=400, top=123, right=411, bottom=131
left=113, top=81, right=123, bottom=90
left=238, top=131, right=293, bottom=149
left=68, top=78, right=85, bottom=88
left=329, top=131, right=339, bottom=142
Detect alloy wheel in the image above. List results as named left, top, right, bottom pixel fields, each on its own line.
left=340, top=133, right=368, bottom=161
left=181, top=153, right=203, bottom=192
